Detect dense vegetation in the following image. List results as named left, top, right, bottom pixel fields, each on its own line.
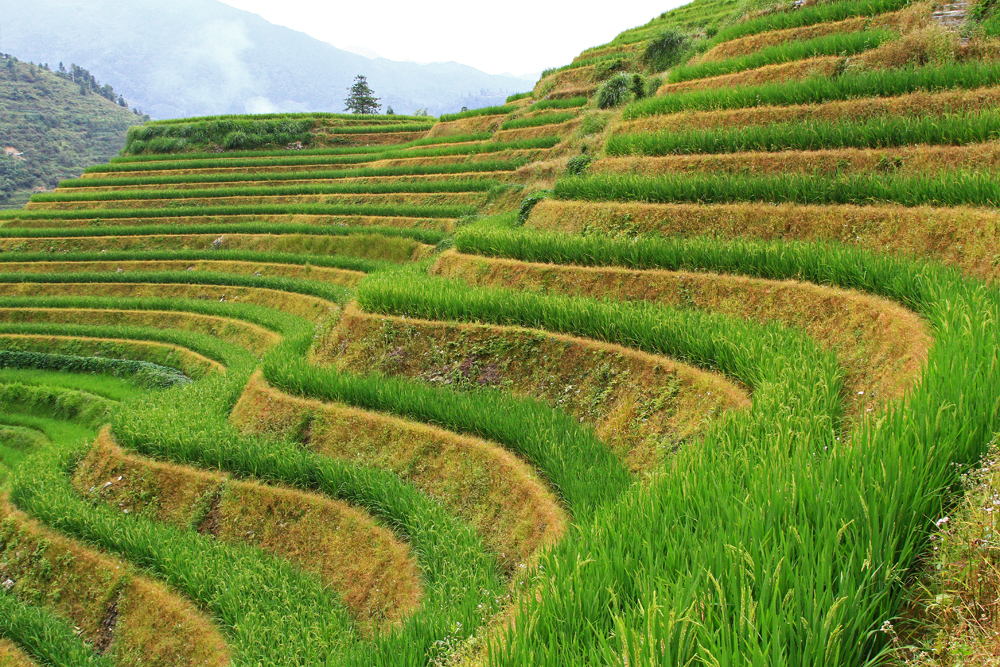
left=1, top=0, right=998, bottom=666
left=0, top=56, right=145, bottom=208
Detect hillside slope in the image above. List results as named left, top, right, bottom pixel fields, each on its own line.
left=0, top=0, right=999, bottom=666
left=0, top=57, right=144, bottom=208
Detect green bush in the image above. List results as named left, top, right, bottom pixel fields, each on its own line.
left=566, top=155, right=593, bottom=176
left=597, top=73, right=635, bottom=109
left=642, top=28, right=690, bottom=72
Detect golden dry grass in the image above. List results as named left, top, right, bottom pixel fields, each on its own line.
left=0, top=499, right=230, bottom=667
left=493, top=119, right=582, bottom=144
left=74, top=429, right=422, bottom=631
left=528, top=199, right=1000, bottom=282
left=0, top=333, right=222, bottom=377
left=612, top=86, right=1000, bottom=135
left=655, top=56, right=842, bottom=95
left=316, top=131, right=429, bottom=147
left=0, top=233, right=428, bottom=264
left=320, top=303, right=748, bottom=470
left=0, top=259, right=363, bottom=286
left=426, top=115, right=507, bottom=139
left=0, top=308, right=279, bottom=356
left=575, top=41, right=644, bottom=63
left=432, top=251, right=931, bottom=420
left=593, top=143, right=1000, bottom=178
left=230, top=371, right=567, bottom=569
left=0, top=641, right=37, bottom=667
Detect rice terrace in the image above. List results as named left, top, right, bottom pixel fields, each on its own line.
left=2, top=0, right=1000, bottom=664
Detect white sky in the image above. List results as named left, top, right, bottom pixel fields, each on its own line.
left=216, top=0, right=688, bottom=76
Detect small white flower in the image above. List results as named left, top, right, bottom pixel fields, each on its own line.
left=936, top=516, right=950, bottom=527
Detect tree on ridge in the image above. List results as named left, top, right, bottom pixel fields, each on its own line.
left=344, top=75, right=381, bottom=115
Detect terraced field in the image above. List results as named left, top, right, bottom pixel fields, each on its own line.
left=2, top=1, right=1000, bottom=665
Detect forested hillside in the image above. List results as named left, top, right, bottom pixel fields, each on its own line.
left=0, top=57, right=146, bottom=208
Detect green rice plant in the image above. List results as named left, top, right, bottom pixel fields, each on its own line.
left=58, top=159, right=527, bottom=189
left=0, top=269, right=351, bottom=307
left=0, top=206, right=464, bottom=227
left=499, top=113, right=576, bottom=131
left=553, top=170, right=1000, bottom=207
left=109, top=132, right=493, bottom=166
left=145, top=112, right=432, bottom=125
left=668, top=29, right=894, bottom=83
left=506, top=92, right=534, bottom=103
left=0, top=322, right=253, bottom=369
left=124, top=118, right=318, bottom=154
left=12, top=451, right=362, bottom=666
left=0, top=248, right=384, bottom=273
left=0, top=351, right=190, bottom=389
left=0, top=383, right=114, bottom=428
left=438, top=104, right=519, bottom=123
left=530, top=97, right=588, bottom=111
left=606, top=110, right=1000, bottom=155
left=710, top=0, right=912, bottom=44
left=328, top=122, right=435, bottom=134
left=107, top=347, right=504, bottom=666
left=627, top=60, right=1000, bottom=117
left=88, top=137, right=559, bottom=174
left=453, top=226, right=1000, bottom=666
left=32, top=179, right=504, bottom=204
left=0, top=592, right=109, bottom=667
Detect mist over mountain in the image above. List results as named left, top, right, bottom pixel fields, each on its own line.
left=0, top=0, right=535, bottom=119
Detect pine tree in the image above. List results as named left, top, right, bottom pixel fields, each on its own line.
left=344, top=75, right=380, bottom=115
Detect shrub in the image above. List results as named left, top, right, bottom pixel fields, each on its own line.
left=597, top=73, right=635, bottom=109
left=566, top=155, right=593, bottom=176
left=642, top=29, right=690, bottom=72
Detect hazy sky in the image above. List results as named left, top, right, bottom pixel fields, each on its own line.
left=216, top=0, right=686, bottom=76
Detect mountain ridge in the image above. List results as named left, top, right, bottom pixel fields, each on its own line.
left=0, top=0, right=534, bottom=119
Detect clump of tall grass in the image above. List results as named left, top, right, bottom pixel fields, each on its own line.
left=554, top=171, right=1000, bottom=207
left=669, top=30, right=894, bottom=83
left=627, top=60, right=1000, bottom=117
left=607, top=110, right=1000, bottom=155
left=328, top=122, right=434, bottom=134
left=642, top=28, right=691, bottom=72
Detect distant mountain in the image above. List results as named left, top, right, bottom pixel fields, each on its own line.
left=0, top=0, right=535, bottom=119
left=0, top=56, right=144, bottom=208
